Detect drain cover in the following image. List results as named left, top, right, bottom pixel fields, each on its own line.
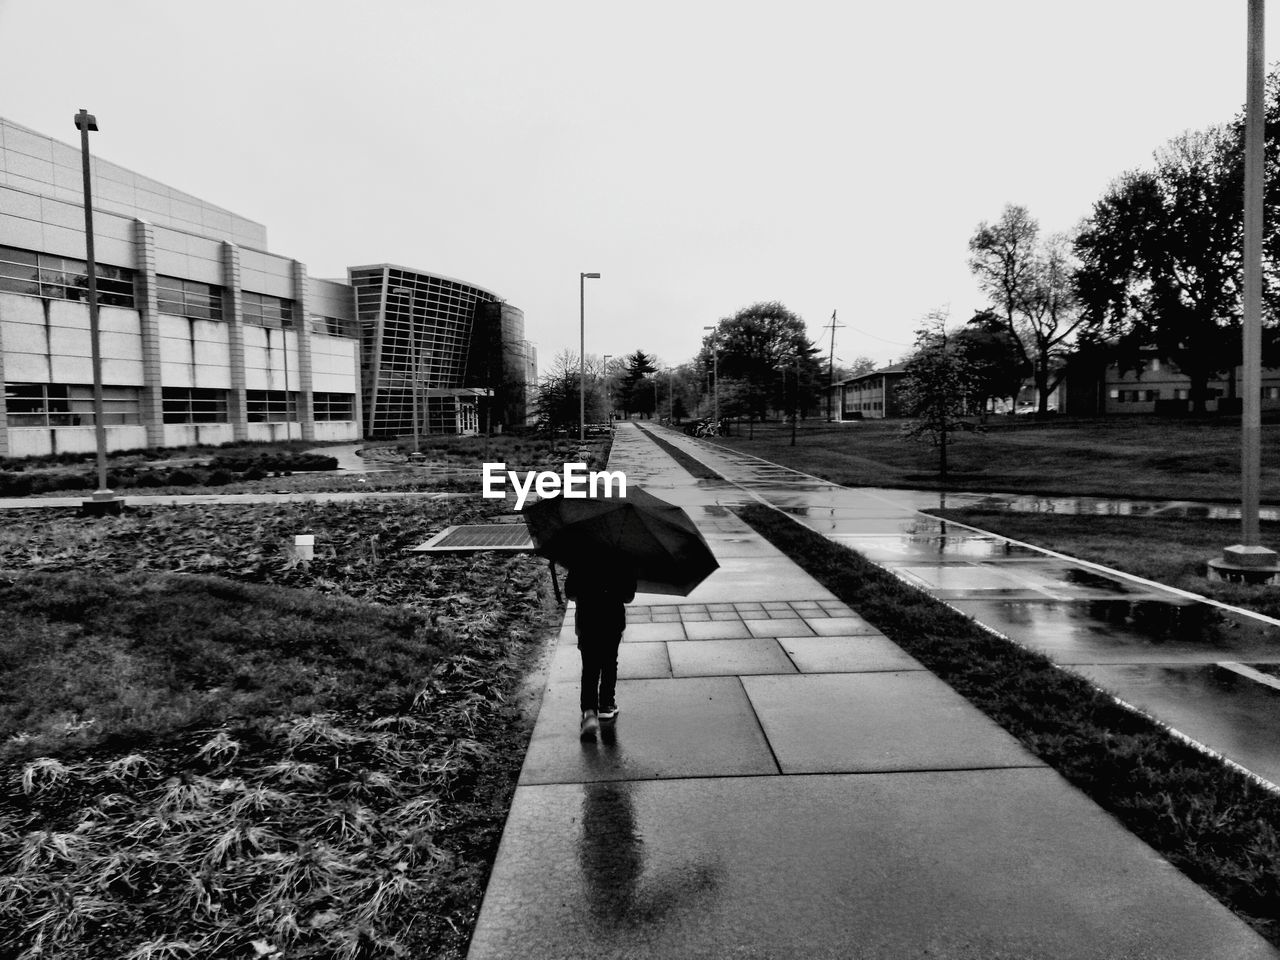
left=409, top=523, right=533, bottom=552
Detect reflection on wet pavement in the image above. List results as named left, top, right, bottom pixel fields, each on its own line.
left=1078, top=663, right=1280, bottom=785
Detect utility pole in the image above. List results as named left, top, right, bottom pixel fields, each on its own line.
left=824, top=309, right=844, bottom=421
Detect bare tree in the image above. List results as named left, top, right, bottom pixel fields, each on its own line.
left=970, top=204, right=1087, bottom=413
left=1019, top=232, right=1090, bottom=413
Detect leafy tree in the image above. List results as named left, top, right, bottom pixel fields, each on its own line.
left=953, top=311, right=1030, bottom=415
left=900, top=313, right=976, bottom=481
left=619, top=350, right=658, bottom=418
left=702, top=302, right=822, bottom=420
left=1075, top=129, right=1246, bottom=413
left=839, top=356, right=879, bottom=379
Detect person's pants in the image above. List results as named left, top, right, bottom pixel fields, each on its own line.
left=579, top=633, right=623, bottom=713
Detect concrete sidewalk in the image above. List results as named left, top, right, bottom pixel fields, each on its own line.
left=466, top=423, right=1278, bottom=959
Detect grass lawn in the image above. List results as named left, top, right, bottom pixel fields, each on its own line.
left=929, top=508, right=1280, bottom=620
left=711, top=416, right=1280, bottom=502
left=0, top=495, right=562, bottom=959
left=736, top=503, right=1280, bottom=948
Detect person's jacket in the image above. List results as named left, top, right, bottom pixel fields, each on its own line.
left=565, top=563, right=637, bottom=638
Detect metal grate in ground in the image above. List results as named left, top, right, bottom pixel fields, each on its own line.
left=409, top=523, right=533, bottom=552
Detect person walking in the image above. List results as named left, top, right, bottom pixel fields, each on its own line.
left=564, top=550, right=637, bottom=741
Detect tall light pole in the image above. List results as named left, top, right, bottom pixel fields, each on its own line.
left=702, top=326, right=719, bottom=428
left=75, top=109, right=116, bottom=513
left=1214, top=0, right=1279, bottom=581
left=579, top=272, right=600, bottom=442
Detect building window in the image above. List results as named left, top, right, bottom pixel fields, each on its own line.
left=6, top=382, right=141, bottom=426
left=314, top=392, right=355, bottom=420
left=162, top=387, right=228, bottom=424
left=157, top=275, right=223, bottom=320
left=0, top=244, right=135, bottom=307
left=242, top=291, right=295, bottom=329
left=246, top=390, right=297, bottom=423
left=1174, top=388, right=1190, bottom=400
left=310, top=315, right=358, bottom=338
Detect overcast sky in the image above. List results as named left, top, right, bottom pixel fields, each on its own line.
left=0, top=1, right=1273, bottom=373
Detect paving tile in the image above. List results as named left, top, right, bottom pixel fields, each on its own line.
left=668, top=638, right=797, bottom=677
left=652, top=612, right=681, bottom=622
left=806, top=615, right=882, bottom=637
left=471, top=770, right=1279, bottom=960
left=682, top=619, right=753, bottom=640
left=778, top=635, right=926, bottom=673
left=741, top=672, right=1041, bottom=774
left=622, top=621, right=687, bottom=642
left=744, top=617, right=813, bottom=638
left=548, top=643, right=672, bottom=683
left=709, top=610, right=741, bottom=621
left=518, top=678, right=778, bottom=785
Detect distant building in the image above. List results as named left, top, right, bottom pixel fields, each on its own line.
left=1060, top=351, right=1280, bottom=416
left=0, top=116, right=533, bottom=458
left=829, top=363, right=909, bottom=419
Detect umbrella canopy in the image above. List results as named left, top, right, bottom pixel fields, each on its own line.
left=523, top=485, right=719, bottom=596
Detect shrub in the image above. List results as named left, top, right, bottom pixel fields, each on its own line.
left=166, top=468, right=201, bottom=486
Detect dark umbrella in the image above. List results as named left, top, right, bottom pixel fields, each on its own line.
left=522, top=485, right=719, bottom=596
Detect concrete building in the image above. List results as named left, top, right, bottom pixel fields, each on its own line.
left=0, top=116, right=531, bottom=458
left=829, top=363, right=909, bottom=419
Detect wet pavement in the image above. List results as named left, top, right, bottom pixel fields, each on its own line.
left=467, top=423, right=1280, bottom=959
left=645, top=425, right=1280, bottom=789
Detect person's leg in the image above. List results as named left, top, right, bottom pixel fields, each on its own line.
left=579, top=642, right=602, bottom=713
left=596, top=633, right=623, bottom=720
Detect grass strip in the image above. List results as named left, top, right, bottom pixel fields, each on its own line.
left=737, top=501, right=1280, bottom=947
left=635, top=424, right=726, bottom=481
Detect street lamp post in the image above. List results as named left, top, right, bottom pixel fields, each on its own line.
left=74, top=108, right=117, bottom=514
left=702, top=326, right=719, bottom=429
left=1212, top=0, right=1280, bottom=582
left=579, top=272, right=601, bottom=442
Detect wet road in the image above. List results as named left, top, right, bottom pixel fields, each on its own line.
left=648, top=426, right=1280, bottom=788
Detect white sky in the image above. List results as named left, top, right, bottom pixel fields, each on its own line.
left=0, top=1, right=1272, bottom=371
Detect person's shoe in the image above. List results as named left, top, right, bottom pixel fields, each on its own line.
left=597, top=704, right=619, bottom=723
left=579, top=710, right=599, bottom=741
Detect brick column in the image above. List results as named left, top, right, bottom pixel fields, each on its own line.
left=292, top=260, right=316, bottom=442
left=133, top=220, right=166, bottom=448
left=222, top=243, right=249, bottom=440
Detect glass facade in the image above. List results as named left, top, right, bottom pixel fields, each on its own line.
left=349, top=266, right=527, bottom=438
